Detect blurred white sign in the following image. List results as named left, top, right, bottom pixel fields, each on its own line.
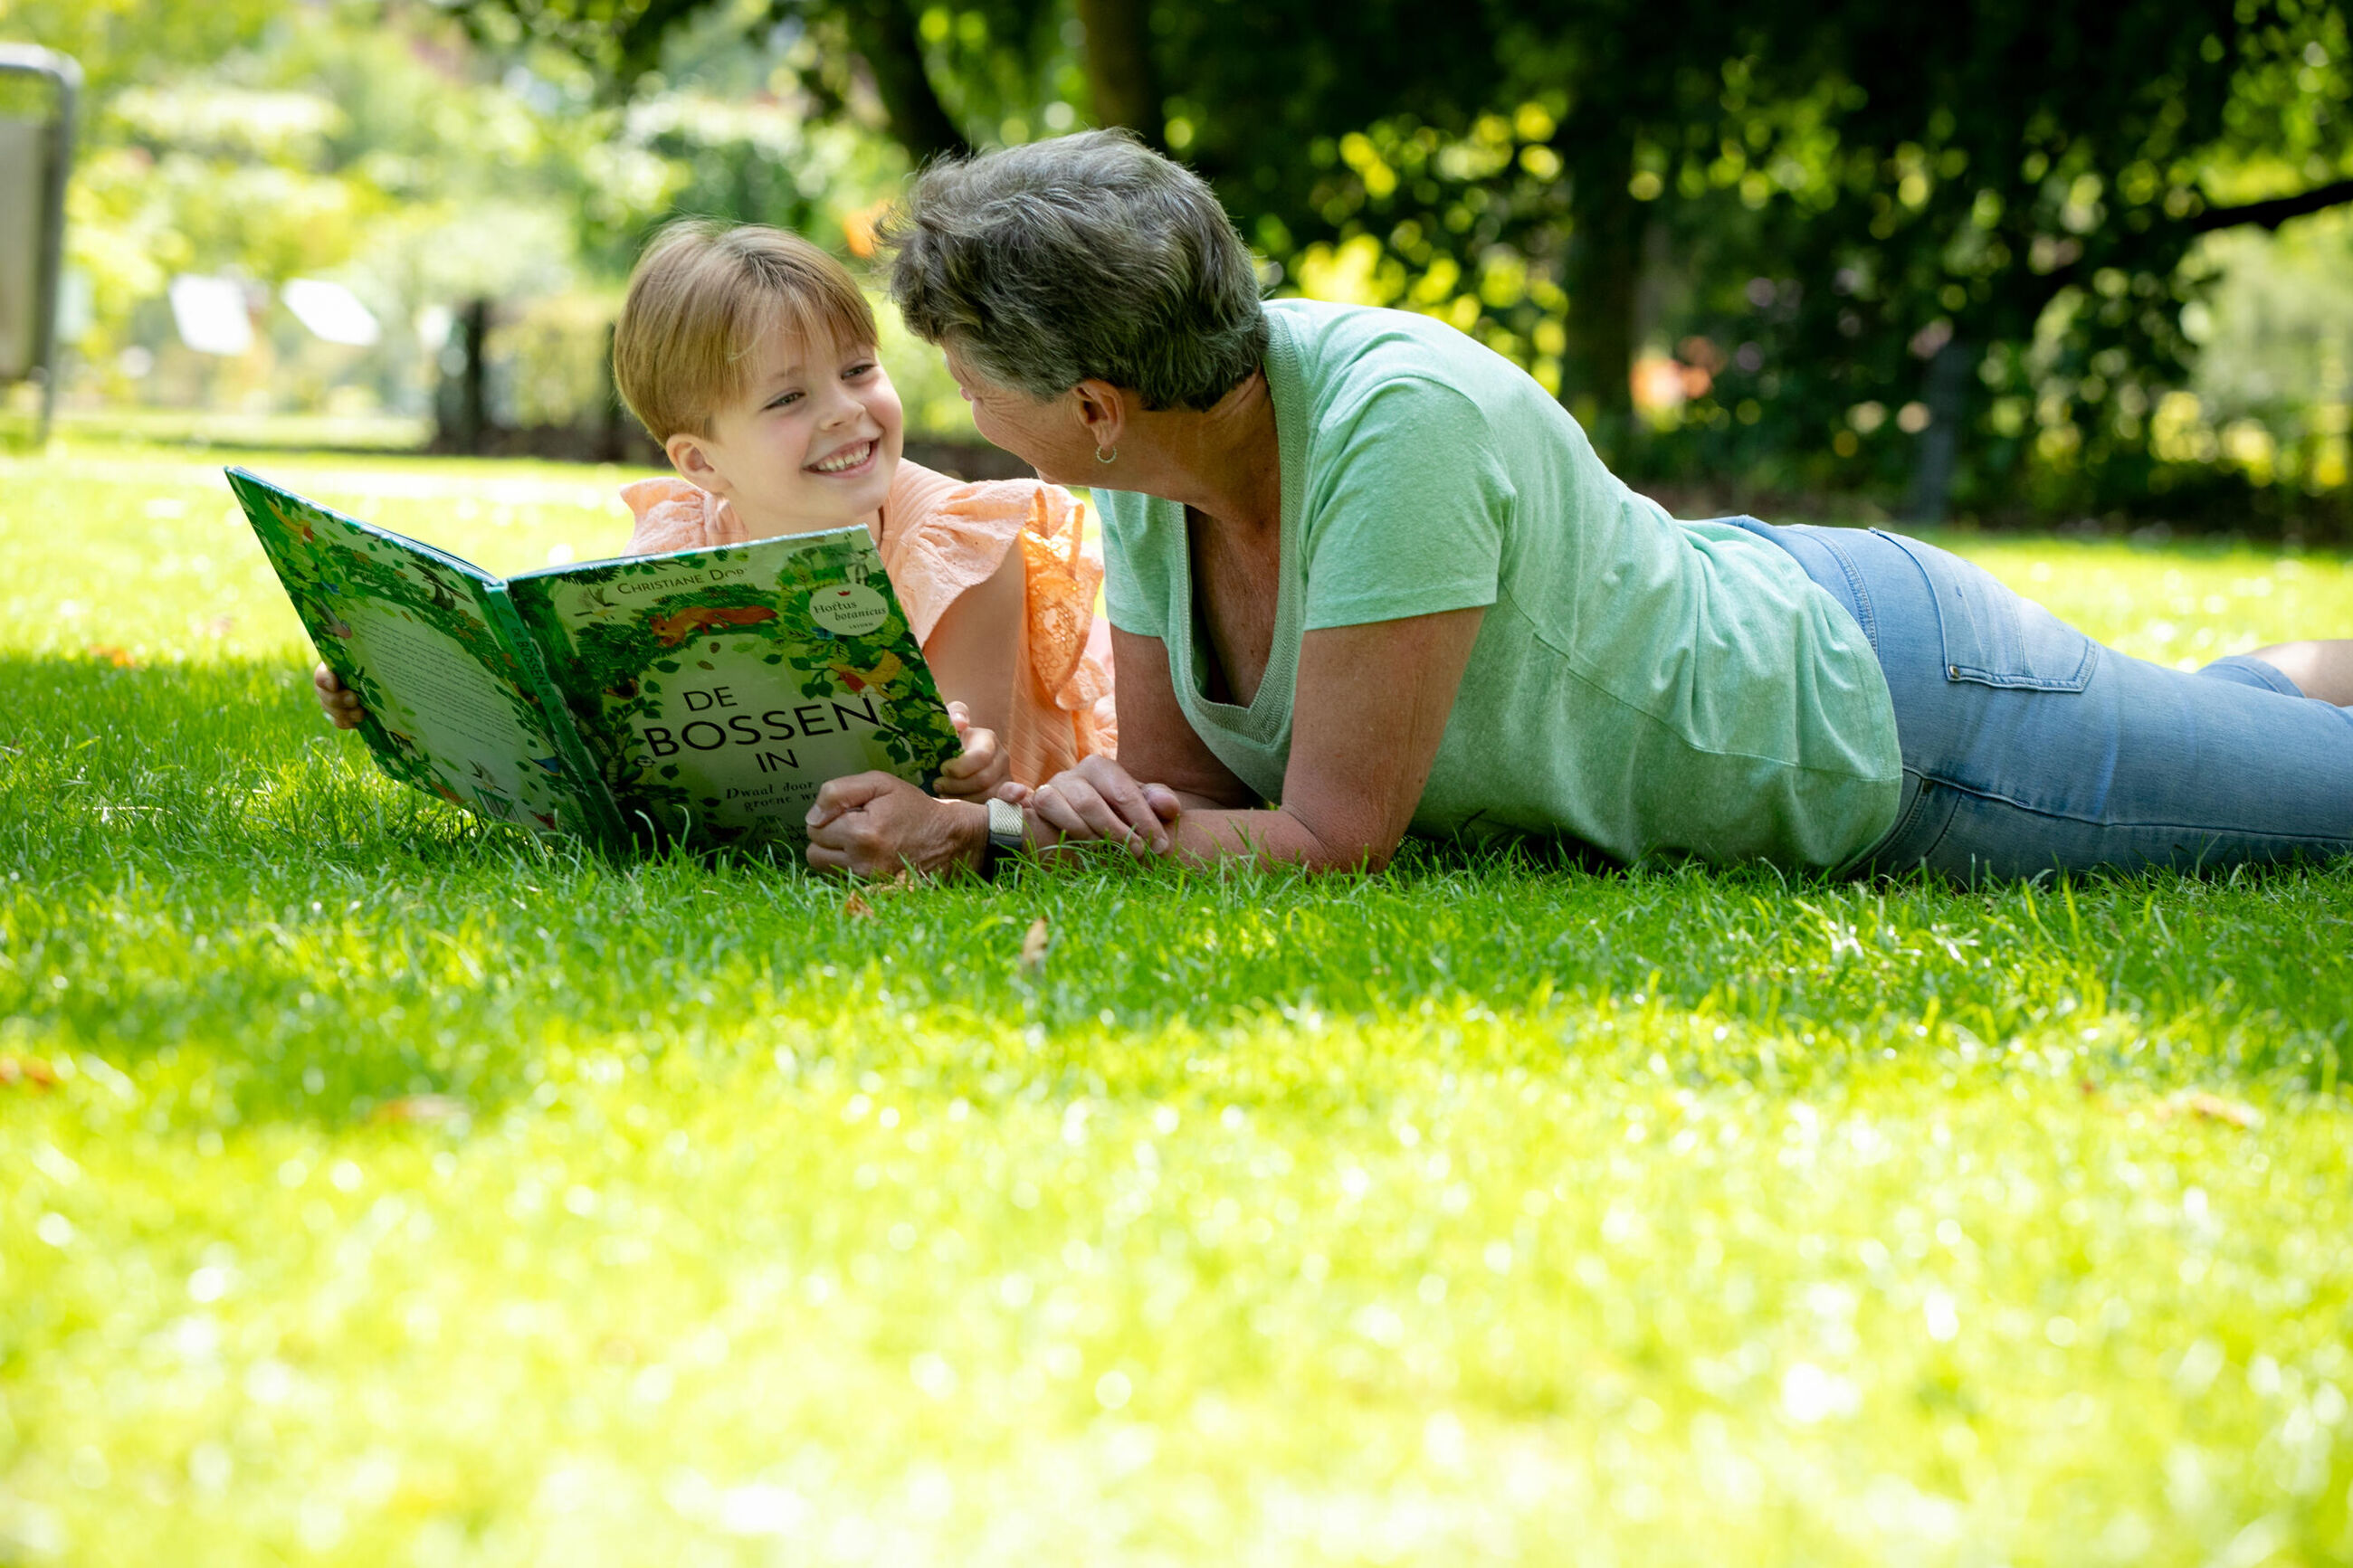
left=282, top=277, right=380, bottom=347
left=170, top=274, right=256, bottom=356
left=56, top=265, right=90, bottom=344
left=0, top=118, right=43, bottom=380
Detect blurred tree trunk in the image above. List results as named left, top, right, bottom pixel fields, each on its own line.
left=1902, top=338, right=1972, bottom=525
left=445, top=297, right=490, bottom=456
left=1075, top=0, right=1162, bottom=143
left=836, top=0, right=968, bottom=164
left=1562, top=157, right=1639, bottom=447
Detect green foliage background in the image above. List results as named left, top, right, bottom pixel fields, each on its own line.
left=3, top=0, right=2349, bottom=508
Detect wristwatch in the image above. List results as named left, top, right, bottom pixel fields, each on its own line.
left=982, top=796, right=1024, bottom=879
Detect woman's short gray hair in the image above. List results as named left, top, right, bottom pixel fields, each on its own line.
left=883, top=130, right=1268, bottom=412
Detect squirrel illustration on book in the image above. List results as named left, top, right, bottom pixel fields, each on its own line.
left=648, top=603, right=781, bottom=647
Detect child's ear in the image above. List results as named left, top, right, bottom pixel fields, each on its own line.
left=665, top=432, right=726, bottom=493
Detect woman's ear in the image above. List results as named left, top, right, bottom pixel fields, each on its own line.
left=1072, top=379, right=1127, bottom=457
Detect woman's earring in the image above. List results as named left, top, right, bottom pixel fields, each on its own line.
left=1095, top=445, right=1117, bottom=464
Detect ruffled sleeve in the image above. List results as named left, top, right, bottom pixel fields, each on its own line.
left=616, top=477, right=749, bottom=556
left=881, top=470, right=1118, bottom=767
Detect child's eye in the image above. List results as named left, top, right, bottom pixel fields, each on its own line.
left=766, top=390, right=803, bottom=410
left=843, top=360, right=879, bottom=379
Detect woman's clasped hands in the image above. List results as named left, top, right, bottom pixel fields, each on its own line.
left=1025, top=755, right=1183, bottom=859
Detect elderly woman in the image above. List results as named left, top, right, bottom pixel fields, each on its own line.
left=807, top=130, right=2353, bottom=880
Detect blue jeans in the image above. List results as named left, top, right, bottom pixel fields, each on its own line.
left=1729, top=519, right=2353, bottom=880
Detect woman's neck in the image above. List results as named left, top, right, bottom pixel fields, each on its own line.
left=1126, top=370, right=1282, bottom=537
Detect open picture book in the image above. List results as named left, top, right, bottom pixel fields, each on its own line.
left=226, top=468, right=962, bottom=854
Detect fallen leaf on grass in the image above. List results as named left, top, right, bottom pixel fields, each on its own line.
left=2151, top=1090, right=2262, bottom=1129
left=370, top=1094, right=471, bottom=1125
left=1019, top=916, right=1051, bottom=972
left=87, top=644, right=138, bottom=669
left=0, top=1056, right=59, bottom=1090
left=843, top=892, right=875, bottom=919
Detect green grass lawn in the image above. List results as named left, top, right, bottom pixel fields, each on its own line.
left=5, top=436, right=2353, bottom=1565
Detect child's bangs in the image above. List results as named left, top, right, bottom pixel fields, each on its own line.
left=615, top=221, right=881, bottom=440
left=727, top=266, right=879, bottom=381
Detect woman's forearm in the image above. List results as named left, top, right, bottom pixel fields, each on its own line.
left=1157, top=803, right=1401, bottom=873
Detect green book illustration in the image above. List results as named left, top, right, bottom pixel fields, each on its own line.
left=226, top=468, right=962, bottom=854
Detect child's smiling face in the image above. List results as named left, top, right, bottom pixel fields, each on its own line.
left=667, top=324, right=904, bottom=537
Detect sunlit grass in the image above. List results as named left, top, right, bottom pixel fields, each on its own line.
left=5, top=442, right=2352, bottom=1565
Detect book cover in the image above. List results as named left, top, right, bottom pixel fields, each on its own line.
left=226, top=469, right=960, bottom=854
left=505, top=527, right=962, bottom=848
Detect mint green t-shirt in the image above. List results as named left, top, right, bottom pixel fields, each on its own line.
left=1096, top=298, right=1902, bottom=869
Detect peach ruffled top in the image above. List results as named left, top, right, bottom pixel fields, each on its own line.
left=616, top=461, right=1116, bottom=787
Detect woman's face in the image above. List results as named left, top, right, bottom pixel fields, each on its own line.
left=944, top=345, right=1097, bottom=485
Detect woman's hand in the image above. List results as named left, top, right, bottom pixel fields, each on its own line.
left=314, top=663, right=365, bottom=729
left=1028, top=755, right=1183, bottom=858
left=805, top=773, right=986, bottom=879
left=932, top=700, right=1015, bottom=802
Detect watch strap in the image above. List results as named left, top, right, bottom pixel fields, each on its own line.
left=984, top=797, right=1024, bottom=879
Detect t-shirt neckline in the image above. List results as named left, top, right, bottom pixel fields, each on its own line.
left=1167, top=308, right=1309, bottom=743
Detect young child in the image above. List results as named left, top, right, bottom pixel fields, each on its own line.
left=317, top=221, right=1117, bottom=804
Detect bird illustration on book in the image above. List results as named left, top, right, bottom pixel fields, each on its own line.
left=379, top=727, right=428, bottom=765
left=267, top=498, right=315, bottom=542
left=648, top=603, right=778, bottom=646
left=828, top=651, right=904, bottom=694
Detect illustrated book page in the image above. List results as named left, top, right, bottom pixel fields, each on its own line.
left=226, top=469, right=623, bottom=844
left=506, top=527, right=962, bottom=849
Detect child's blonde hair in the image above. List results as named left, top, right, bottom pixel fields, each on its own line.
left=613, top=220, right=878, bottom=442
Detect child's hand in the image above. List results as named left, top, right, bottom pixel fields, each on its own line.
left=933, top=700, right=1013, bottom=801
left=314, top=663, right=366, bottom=729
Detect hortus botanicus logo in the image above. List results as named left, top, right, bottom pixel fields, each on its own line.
left=807, top=562, right=889, bottom=636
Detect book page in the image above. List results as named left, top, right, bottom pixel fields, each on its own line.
left=227, top=470, right=592, bottom=836
left=508, top=529, right=960, bottom=849
left=340, top=605, right=543, bottom=781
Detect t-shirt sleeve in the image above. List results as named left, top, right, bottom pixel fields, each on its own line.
left=1300, top=378, right=1511, bottom=632
left=1094, top=488, right=1168, bottom=639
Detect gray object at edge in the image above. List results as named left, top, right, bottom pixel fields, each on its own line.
left=0, top=45, right=79, bottom=445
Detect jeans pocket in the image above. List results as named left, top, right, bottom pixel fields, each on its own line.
left=1872, top=529, right=2094, bottom=691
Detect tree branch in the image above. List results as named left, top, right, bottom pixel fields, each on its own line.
left=1075, top=0, right=1163, bottom=143
left=2187, top=178, right=2353, bottom=233
left=613, top=0, right=720, bottom=87
left=834, top=0, right=969, bottom=165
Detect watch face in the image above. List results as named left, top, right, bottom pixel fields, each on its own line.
left=986, top=797, right=1024, bottom=846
